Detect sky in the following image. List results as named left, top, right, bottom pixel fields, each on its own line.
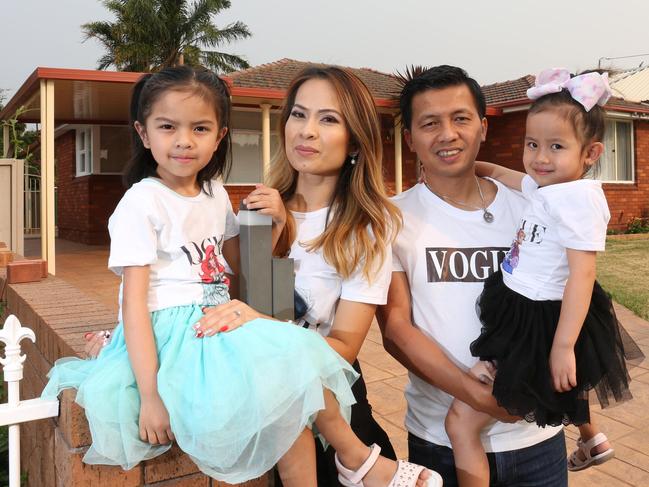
left=2, top=0, right=649, bottom=101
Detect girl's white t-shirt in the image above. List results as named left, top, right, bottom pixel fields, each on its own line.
left=290, top=207, right=392, bottom=337
left=108, top=178, right=239, bottom=318
left=501, top=176, right=610, bottom=300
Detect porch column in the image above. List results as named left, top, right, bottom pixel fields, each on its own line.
left=2, top=125, right=9, bottom=157
left=260, top=103, right=271, bottom=181
left=394, top=116, right=403, bottom=194
left=40, top=80, right=56, bottom=275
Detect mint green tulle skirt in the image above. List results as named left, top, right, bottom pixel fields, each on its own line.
left=41, top=305, right=358, bottom=483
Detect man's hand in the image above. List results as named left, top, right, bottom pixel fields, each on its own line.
left=463, top=372, right=520, bottom=423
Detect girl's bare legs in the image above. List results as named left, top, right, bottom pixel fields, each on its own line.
left=445, top=361, right=495, bottom=487
left=446, top=399, right=492, bottom=487
left=277, top=428, right=317, bottom=487
left=315, top=389, right=431, bottom=487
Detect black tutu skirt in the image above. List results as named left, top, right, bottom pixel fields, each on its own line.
left=470, top=270, right=644, bottom=427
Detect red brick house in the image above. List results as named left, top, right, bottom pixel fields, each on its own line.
left=479, top=75, right=649, bottom=231
left=0, top=60, right=422, bottom=253
left=3, top=61, right=648, bottom=263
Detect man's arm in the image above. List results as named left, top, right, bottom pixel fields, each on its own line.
left=377, top=271, right=518, bottom=422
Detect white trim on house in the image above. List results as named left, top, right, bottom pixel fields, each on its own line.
left=600, top=118, right=635, bottom=184
left=75, top=127, right=92, bottom=176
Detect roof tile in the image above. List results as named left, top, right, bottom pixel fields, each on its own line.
left=227, top=60, right=649, bottom=112
left=226, top=58, right=401, bottom=100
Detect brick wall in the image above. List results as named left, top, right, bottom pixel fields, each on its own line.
left=56, top=131, right=90, bottom=243
left=0, top=270, right=269, bottom=486
left=479, top=112, right=649, bottom=231
left=56, top=132, right=125, bottom=245
left=478, top=111, right=527, bottom=171
left=224, top=185, right=255, bottom=211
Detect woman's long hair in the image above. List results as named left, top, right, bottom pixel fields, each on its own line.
left=268, top=66, right=402, bottom=281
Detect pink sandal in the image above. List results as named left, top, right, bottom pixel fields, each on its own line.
left=335, top=443, right=443, bottom=487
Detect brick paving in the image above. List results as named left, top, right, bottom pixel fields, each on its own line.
left=28, top=238, right=649, bottom=486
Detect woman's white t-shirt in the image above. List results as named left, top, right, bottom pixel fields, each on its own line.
left=290, top=207, right=392, bottom=337
left=108, top=178, right=239, bottom=318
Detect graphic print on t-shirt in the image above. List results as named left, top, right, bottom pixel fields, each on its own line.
left=294, top=286, right=319, bottom=329
left=426, top=247, right=509, bottom=283
left=502, top=219, right=546, bottom=274
left=180, top=236, right=230, bottom=306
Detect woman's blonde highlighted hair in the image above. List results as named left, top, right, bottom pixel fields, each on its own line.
left=268, top=66, right=401, bottom=281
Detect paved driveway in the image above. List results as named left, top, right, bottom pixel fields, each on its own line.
left=37, top=238, right=649, bottom=486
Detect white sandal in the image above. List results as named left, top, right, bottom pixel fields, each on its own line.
left=335, top=443, right=443, bottom=486
left=567, top=433, right=615, bottom=472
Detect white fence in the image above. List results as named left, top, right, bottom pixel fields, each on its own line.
left=0, top=315, right=59, bottom=487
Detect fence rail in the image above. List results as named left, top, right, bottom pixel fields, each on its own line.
left=0, top=315, right=59, bottom=487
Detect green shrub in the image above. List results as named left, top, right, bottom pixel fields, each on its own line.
left=626, top=217, right=649, bottom=234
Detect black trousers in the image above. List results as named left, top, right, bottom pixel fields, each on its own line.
left=274, top=360, right=396, bottom=486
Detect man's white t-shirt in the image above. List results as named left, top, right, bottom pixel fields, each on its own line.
left=290, top=207, right=392, bottom=337
left=392, top=180, right=561, bottom=452
left=108, top=178, right=239, bottom=318
left=501, top=176, right=610, bottom=301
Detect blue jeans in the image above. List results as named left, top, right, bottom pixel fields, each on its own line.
left=408, top=429, right=567, bottom=487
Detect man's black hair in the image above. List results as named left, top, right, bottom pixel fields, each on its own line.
left=398, top=65, right=486, bottom=129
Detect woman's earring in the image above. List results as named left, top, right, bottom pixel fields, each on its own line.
left=350, top=153, right=358, bottom=165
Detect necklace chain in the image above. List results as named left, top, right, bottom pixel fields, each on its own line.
left=424, top=176, right=495, bottom=223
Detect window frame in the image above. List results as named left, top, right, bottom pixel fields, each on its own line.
left=74, top=125, right=130, bottom=177
left=75, top=127, right=93, bottom=177
left=600, top=118, right=635, bottom=184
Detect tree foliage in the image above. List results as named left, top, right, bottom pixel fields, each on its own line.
left=82, top=0, right=251, bottom=73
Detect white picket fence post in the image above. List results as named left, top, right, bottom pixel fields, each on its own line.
left=0, top=315, right=59, bottom=487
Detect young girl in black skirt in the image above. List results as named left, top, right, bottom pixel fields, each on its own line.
left=443, top=68, right=644, bottom=487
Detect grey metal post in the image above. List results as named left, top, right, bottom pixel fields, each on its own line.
left=238, top=204, right=295, bottom=320
left=272, top=258, right=294, bottom=320
left=238, top=209, right=273, bottom=316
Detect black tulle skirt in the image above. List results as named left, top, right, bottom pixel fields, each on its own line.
left=471, top=271, right=644, bottom=427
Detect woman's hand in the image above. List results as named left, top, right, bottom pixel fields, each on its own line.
left=139, top=393, right=175, bottom=445
left=549, top=343, right=577, bottom=392
left=194, top=299, right=266, bottom=337
left=243, top=184, right=286, bottom=228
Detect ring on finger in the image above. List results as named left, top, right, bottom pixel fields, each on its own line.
left=234, top=310, right=241, bottom=318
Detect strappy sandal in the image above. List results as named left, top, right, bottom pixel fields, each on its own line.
left=335, top=443, right=443, bottom=486
left=567, top=433, right=615, bottom=472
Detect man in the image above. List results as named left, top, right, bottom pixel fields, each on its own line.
left=377, top=65, right=567, bottom=486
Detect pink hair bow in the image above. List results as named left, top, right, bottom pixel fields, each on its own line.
left=526, top=68, right=612, bottom=111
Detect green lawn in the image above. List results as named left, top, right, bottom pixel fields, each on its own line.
left=598, top=236, right=649, bottom=321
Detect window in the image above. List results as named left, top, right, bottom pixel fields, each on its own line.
left=226, top=109, right=281, bottom=185
left=74, top=125, right=130, bottom=176
left=600, top=119, right=634, bottom=183
left=99, top=126, right=131, bottom=173
left=228, top=130, right=280, bottom=184
left=75, top=128, right=92, bottom=176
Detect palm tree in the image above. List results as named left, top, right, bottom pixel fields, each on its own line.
left=82, top=0, right=251, bottom=73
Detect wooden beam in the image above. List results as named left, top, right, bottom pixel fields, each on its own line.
left=40, top=80, right=55, bottom=275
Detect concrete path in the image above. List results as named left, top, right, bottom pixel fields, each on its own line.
left=33, top=238, right=649, bottom=486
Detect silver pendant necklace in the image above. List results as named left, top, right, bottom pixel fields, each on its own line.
left=424, top=175, right=495, bottom=223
